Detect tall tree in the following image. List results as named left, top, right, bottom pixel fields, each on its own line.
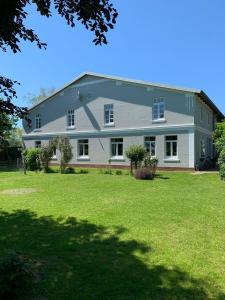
left=25, top=87, right=56, bottom=106
left=0, top=0, right=118, bottom=119
left=0, top=114, right=17, bottom=148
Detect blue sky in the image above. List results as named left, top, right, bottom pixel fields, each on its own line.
left=1, top=0, right=225, bottom=113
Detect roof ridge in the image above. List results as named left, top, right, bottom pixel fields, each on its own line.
left=27, top=71, right=223, bottom=118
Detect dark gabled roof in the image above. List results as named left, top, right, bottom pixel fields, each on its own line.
left=28, top=72, right=224, bottom=119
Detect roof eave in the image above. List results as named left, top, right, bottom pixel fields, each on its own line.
left=197, top=91, right=224, bottom=120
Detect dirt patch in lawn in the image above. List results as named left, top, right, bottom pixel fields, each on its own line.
left=0, top=188, right=37, bottom=195
left=191, top=171, right=218, bottom=175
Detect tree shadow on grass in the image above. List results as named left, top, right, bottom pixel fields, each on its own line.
left=155, top=173, right=170, bottom=180
left=0, top=209, right=223, bottom=300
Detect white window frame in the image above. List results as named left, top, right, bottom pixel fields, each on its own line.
left=153, top=98, right=165, bottom=121
left=144, top=136, right=156, bottom=157
left=67, top=109, right=75, bottom=128
left=35, top=141, right=41, bottom=148
left=200, top=139, right=206, bottom=159
left=110, top=138, right=123, bottom=159
left=35, top=114, right=41, bottom=129
left=165, top=135, right=178, bottom=160
left=78, top=139, right=89, bottom=159
left=104, top=104, right=114, bottom=126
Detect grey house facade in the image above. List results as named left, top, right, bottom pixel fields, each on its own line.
left=22, top=72, right=224, bottom=169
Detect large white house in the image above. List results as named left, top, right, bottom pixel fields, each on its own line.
left=22, top=72, right=223, bottom=169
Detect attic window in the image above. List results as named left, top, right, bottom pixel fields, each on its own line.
left=153, top=98, right=165, bottom=120
left=35, top=114, right=41, bottom=129
left=67, top=110, right=75, bottom=128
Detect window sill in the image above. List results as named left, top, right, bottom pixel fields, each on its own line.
left=110, top=156, right=125, bottom=162
left=67, top=126, right=75, bottom=130
left=104, top=123, right=115, bottom=127
left=152, top=119, right=166, bottom=124
left=77, top=157, right=90, bottom=161
left=163, top=158, right=180, bottom=163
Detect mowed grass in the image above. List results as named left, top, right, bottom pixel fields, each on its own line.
left=0, top=170, right=225, bottom=299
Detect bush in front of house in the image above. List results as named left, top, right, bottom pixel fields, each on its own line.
left=125, top=145, right=147, bottom=174
left=143, top=154, right=159, bottom=176
left=115, top=169, right=122, bottom=175
left=65, top=167, right=75, bottom=174
left=213, top=121, right=225, bottom=180
left=218, top=146, right=225, bottom=180
left=134, top=167, right=153, bottom=180
left=23, top=148, right=41, bottom=171
left=77, top=168, right=89, bottom=174
left=39, top=141, right=55, bottom=173
left=0, top=251, right=39, bottom=299
left=53, top=136, right=73, bottom=173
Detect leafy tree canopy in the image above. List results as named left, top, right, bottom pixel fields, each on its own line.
left=213, top=120, right=225, bottom=180
left=0, top=113, right=18, bottom=148
left=0, top=0, right=118, bottom=118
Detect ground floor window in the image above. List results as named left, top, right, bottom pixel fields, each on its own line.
left=111, top=138, right=123, bottom=158
left=200, top=139, right=206, bottom=158
left=78, top=139, right=89, bottom=157
left=165, top=135, right=177, bottom=158
left=144, top=136, right=156, bottom=156
left=35, top=141, right=41, bottom=148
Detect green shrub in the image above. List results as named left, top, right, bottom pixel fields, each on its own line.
left=103, top=168, right=113, bottom=175
left=219, top=164, right=225, bottom=180
left=24, top=148, right=41, bottom=171
left=213, top=122, right=225, bottom=180
left=53, top=136, right=73, bottom=173
left=143, top=154, right=159, bottom=175
left=134, top=167, right=153, bottom=180
left=217, top=148, right=225, bottom=180
left=65, top=167, right=75, bottom=174
left=77, top=169, right=89, bottom=174
left=125, top=145, right=146, bottom=174
left=39, top=142, right=54, bottom=173
left=46, top=167, right=58, bottom=173
left=115, top=170, right=122, bottom=175
left=0, top=251, right=39, bottom=299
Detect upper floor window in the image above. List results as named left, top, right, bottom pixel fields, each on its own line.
left=165, top=135, right=178, bottom=159
left=200, top=140, right=206, bottom=158
left=78, top=139, right=89, bottom=157
left=104, top=104, right=114, bottom=125
left=35, top=114, right=41, bottom=129
left=67, top=109, right=75, bottom=128
left=35, top=141, right=41, bottom=148
left=144, top=136, right=156, bottom=157
left=153, top=98, right=165, bottom=120
left=111, top=138, right=123, bottom=158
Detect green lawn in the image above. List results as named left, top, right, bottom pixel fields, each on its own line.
left=0, top=170, right=225, bottom=299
